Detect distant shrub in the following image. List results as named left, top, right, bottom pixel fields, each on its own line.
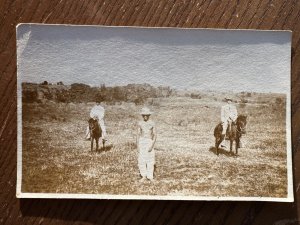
left=240, top=92, right=251, bottom=98
left=157, top=86, right=172, bottom=97
left=70, top=83, right=92, bottom=102
left=23, top=89, right=38, bottom=103
left=95, top=92, right=106, bottom=103
left=112, top=86, right=127, bottom=102
left=191, top=93, right=202, bottom=99
left=239, top=103, right=246, bottom=108
left=240, top=98, right=248, bottom=103
left=41, top=81, right=48, bottom=85
left=35, top=99, right=43, bottom=104
left=71, top=83, right=90, bottom=90
left=43, top=90, right=53, bottom=100
left=56, top=90, right=70, bottom=103
left=275, top=97, right=284, bottom=105
left=178, top=119, right=188, bottom=126
left=148, top=98, right=160, bottom=106
left=134, top=97, right=144, bottom=105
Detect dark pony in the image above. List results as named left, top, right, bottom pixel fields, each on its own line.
left=214, top=115, right=247, bottom=155
left=88, top=118, right=105, bottom=151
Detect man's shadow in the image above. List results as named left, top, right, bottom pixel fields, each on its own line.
left=209, top=146, right=235, bottom=157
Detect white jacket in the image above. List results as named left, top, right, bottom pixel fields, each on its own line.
left=221, top=104, right=237, bottom=122
left=90, top=105, right=107, bottom=137
left=90, top=105, right=105, bottom=120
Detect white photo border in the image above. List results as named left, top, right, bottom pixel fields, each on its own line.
left=16, top=24, right=294, bottom=202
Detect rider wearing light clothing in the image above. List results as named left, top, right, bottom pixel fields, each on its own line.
left=220, top=98, right=237, bottom=147
left=85, top=101, right=107, bottom=140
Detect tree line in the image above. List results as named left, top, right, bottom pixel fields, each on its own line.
left=22, top=82, right=174, bottom=104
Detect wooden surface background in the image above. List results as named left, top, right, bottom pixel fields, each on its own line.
left=1, top=0, right=300, bottom=224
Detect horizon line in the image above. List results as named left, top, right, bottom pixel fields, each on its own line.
left=21, top=81, right=286, bottom=95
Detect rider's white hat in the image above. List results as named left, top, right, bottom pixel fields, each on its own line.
left=140, top=107, right=153, bottom=115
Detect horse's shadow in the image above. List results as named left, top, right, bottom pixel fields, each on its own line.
left=95, top=144, right=113, bottom=153
left=209, top=146, right=236, bottom=157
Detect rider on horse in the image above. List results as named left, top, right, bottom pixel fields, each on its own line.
left=85, top=98, right=107, bottom=141
left=220, top=97, right=237, bottom=148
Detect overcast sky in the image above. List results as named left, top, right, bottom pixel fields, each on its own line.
left=17, top=24, right=291, bottom=93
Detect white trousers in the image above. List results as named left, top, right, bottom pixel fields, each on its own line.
left=222, top=120, right=228, bottom=135
left=221, top=120, right=231, bottom=135
left=138, top=138, right=155, bottom=179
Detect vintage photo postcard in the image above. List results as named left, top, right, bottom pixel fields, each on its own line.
left=16, top=24, right=293, bottom=201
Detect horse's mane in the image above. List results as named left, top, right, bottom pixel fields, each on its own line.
left=237, top=114, right=247, bottom=121
left=88, top=118, right=95, bottom=123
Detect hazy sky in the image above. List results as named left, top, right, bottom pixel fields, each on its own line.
left=17, top=24, right=291, bottom=93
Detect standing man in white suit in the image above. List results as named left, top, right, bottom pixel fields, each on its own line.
left=137, top=107, right=157, bottom=182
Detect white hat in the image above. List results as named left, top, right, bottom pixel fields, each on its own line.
left=140, top=107, right=153, bottom=115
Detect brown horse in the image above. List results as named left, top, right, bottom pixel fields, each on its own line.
left=214, top=115, right=247, bottom=155
left=88, top=118, right=105, bottom=151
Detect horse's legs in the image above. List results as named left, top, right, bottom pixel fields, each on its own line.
left=215, top=138, right=219, bottom=155
left=96, top=138, right=99, bottom=151
left=220, top=134, right=225, bottom=146
left=102, top=139, right=105, bottom=149
left=91, top=138, right=94, bottom=151
left=236, top=137, right=239, bottom=155
left=229, top=140, right=233, bottom=154
left=238, top=136, right=242, bottom=148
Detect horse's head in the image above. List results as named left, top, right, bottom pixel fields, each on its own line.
left=237, top=115, right=247, bottom=134
left=88, top=118, right=98, bottom=131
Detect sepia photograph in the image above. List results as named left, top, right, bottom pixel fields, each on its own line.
left=17, top=24, right=293, bottom=201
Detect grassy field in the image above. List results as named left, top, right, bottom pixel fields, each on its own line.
left=21, top=93, right=288, bottom=198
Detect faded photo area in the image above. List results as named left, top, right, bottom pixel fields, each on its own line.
left=17, top=24, right=292, bottom=201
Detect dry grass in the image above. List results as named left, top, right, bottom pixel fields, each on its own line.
left=22, top=94, right=288, bottom=198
